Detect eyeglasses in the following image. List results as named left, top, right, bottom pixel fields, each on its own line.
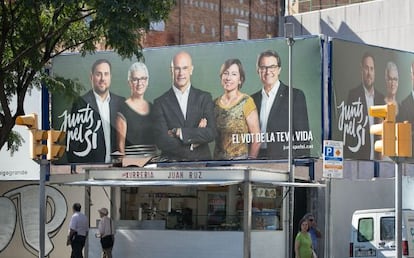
left=259, top=64, right=279, bottom=72
left=130, top=77, right=148, bottom=83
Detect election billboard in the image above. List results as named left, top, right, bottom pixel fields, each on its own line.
left=331, top=38, right=414, bottom=162
left=51, top=36, right=323, bottom=164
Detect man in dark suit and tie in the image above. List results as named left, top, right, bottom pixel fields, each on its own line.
left=251, top=50, right=310, bottom=160
left=66, top=59, right=125, bottom=163
left=152, top=51, right=216, bottom=161
left=397, top=61, right=414, bottom=160
left=345, top=52, right=384, bottom=160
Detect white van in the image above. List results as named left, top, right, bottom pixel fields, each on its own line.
left=349, top=208, right=414, bottom=258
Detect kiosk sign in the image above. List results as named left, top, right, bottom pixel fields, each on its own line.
left=323, top=140, right=343, bottom=178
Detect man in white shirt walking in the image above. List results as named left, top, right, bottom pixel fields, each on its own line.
left=67, top=203, right=88, bottom=258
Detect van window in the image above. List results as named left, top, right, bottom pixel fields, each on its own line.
left=380, top=216, right=395, bottom=241
left=358, top=217, right=374, bottom=242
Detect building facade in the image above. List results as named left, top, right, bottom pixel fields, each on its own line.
left=142, top=0, right=374, bottom=47
left=144, top=0, right=281, bottom=46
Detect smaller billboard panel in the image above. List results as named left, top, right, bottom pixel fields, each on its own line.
left=331, top=38, right=414, bottom=162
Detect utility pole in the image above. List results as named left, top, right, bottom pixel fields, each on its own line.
left=15, top=113, right=66, bottom=257
left=394, top=159, right=402, bottom=258
left=285, top=22, right=295, bottom=258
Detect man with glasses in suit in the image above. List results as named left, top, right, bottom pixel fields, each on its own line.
left=251, top=50, right=310, bottom=160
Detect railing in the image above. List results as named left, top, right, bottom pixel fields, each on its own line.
left=295, top=0, right=373, bottom=13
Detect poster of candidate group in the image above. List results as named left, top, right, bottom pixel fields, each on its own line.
left=331, top=38, right=414, bottom=162
left=51, top=36, right=323, bottom=164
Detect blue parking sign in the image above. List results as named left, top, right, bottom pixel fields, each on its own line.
left=325, top=146, right=335, bottom=157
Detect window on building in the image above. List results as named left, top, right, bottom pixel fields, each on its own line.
left=224, top=25, right=230, bottom=37
left=150, top=21, right=165, bottom=31
left=237, top=22, right=249, bottom=40
left=211, top=27, right=216, bottom=38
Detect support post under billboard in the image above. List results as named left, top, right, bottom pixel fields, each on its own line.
left=324, top=176, right=332, bottom=258
left=243, top=169, right=252, bottom=258
left=395, top=160, right=402, bottom=258
left=285, top=22, right=295, bottom=258
left=39, top=159, right=47, bottom=258
left=84, top=169, right=91, bottom=258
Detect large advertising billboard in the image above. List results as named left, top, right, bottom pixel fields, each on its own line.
left=51, top=36, right=323, bottom=164
left=331, top=38, right=414, bottom=162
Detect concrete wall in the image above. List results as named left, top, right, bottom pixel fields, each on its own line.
left=288, top=0, right=414, bottom=53
left=328, top=178, right=395, bottom=258
left=313, top=175, right=414, bottom=258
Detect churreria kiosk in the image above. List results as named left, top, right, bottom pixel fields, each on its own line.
left=64, top=165, right=324, bottom=258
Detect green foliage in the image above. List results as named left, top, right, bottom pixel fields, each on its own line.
left=44, top=75, right=85, bottom=102
left=0, top=0, right=176, bottom=152
left=6, top=131, right=24, bottom=156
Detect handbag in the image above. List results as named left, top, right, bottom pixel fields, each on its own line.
left=100, top=218, right=114, bottom=248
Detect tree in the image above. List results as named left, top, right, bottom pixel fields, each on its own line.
left=0, top=0, right=175, bottom=153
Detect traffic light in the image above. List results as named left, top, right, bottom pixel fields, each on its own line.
left=15, top=113, right=48, bottom=160
left=395, top=121, right=412, bottom=157
left=369, top=103, right=413, bottom=158
left=369, top=103, right=396, bottom=156
left=47, top=130, right=66, bottom=160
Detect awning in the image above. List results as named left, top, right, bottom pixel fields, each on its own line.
left=254, top=181, right=326, bottom=188
left=63, top=180, right=325, bottom=188
left=56, top=166, right=326, bottom=188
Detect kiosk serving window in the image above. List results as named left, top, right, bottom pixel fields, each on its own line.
left=206, top=192, right=227, bottom=227
left=251, top=186, right=283, bottom=230
left=119, top=184, right=283, bottom=231
left=68, top=166, right=295, bottom=232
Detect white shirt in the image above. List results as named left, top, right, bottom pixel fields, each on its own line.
left=98, top=216, right=115, bottom=237
left=94, top=91, right=111, bottom=163
left=172, top=84, right=191, bottom=119
left=364, top=85, right=375, bottom=160
left=69, top=212, right=89, bottom=236
left=260, top=81, right=280, bottom=149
